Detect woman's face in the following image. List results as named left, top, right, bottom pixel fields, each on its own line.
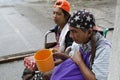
left=69, top=26, right=92, bottom=44
left=53, top=7, right=66, bottom=25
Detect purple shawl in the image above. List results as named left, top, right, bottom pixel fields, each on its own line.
left=50, top=48, right=91, bottom=80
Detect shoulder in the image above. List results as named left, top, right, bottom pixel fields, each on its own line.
left=51, top=25, right=59, bottom=34
left=95, top=32, right=112, bottom=48
left=92, top=34, right=112, bottom=80
left=94, top=32, right=112, bottom=64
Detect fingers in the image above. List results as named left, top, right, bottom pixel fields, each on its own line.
left=50, top=48, right=59, bottom=53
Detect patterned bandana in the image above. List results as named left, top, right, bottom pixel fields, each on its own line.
left=68, top=9, right=95, bottom=31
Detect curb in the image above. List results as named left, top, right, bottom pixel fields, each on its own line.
left=0, top=50, right=37, bottom=64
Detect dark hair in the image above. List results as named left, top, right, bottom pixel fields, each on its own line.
left=62, top=9, right=71, bottom=22
left=55, top=1, right=62, bottom=6
left=90, top=31, right=96, bottom=69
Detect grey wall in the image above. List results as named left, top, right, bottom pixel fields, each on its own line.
left=108, top=0, right=120, bottom=80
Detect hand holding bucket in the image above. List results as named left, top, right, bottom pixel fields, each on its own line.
left=34, top=49, right=55, bottom=72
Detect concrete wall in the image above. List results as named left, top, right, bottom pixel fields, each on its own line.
left=24, top=0, right=55, bottom=2
left=108, top=0, right=120, bottom=80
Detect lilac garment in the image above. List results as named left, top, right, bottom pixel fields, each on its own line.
left=50, top=48, right=91, bottom=80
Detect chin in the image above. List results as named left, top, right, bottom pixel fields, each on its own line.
left=74, top=40, right=82, bottom=44
left=54, top=20, right=57, bottom=24
left=74, top=41, right=79, bottom=44
left=54, top=21, right=57, bottom=24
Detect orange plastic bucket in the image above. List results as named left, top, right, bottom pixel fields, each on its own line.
left=34, top=49, right=54, bottom=72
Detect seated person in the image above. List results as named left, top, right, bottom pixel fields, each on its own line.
left=22, top=0, right=73, bottom=80
left=50, top=9, right=112, bottom=80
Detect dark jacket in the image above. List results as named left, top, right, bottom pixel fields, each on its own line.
left=50, top=25, right=73, bottom=50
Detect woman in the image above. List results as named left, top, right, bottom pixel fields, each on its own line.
left=51, top=0, right=72, bottom=52
left=51, top=9, right=112, bottom=80
left=22, top=0, right=73, bottom=80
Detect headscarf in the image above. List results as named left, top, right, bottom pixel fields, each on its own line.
left=68, top=9, right=95, bottom=31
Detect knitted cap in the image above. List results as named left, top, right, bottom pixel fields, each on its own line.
left=54, top=0, right=70, bottom=13
left=68, top=9, right=95, bottom=30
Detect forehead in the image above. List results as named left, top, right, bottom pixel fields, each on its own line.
left=69, top=26, right=86, bottom=33
left=69, top=26, right=79, bottom=31
left=53, top=7, right=63, bottom=13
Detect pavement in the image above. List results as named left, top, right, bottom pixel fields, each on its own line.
left=0, top=0, right=117, bottom=80
left=0, top=1, right=54, bottom=57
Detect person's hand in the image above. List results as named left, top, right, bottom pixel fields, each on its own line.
left=65, top=47, right=71, bottom=55
left=53, top=53, right=70, bottom=61
left=24, top=56, right=37, bottom=71
left=43, top=70, right=52, bottom=80
left=71, top=51, right=83, bottom=65
left=51, top=48, right=59, bottom=53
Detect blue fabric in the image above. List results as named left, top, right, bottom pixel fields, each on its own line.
left=50, top=48, right=91, bottom=80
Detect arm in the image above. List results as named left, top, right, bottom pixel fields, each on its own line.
left=71, top=51, right=96, bottom=80
left=51, top=52, right=71, bottom=66
left=54, top=59, right=63, bottom=66
left=53, top=53, right=70, bottom=61
left=92, top=42, right=111, bottom=80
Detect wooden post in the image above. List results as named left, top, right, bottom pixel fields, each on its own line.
left=108, top=0, right=120, bottom=80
